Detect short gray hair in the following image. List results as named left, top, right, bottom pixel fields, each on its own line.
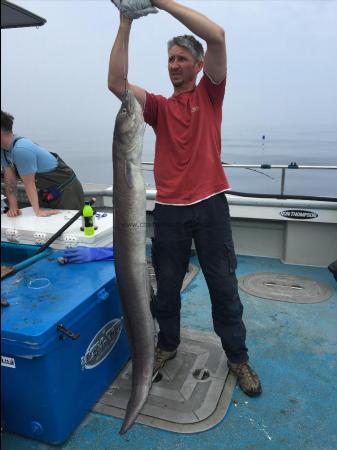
left=168, top=35, right=204, bottom=61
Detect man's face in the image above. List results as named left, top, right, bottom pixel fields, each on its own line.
left=0, top=129, right=12, bottom=150
left=168, top=45, right=203, bottom=88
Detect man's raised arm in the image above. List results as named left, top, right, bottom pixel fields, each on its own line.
left=108, top=13, right=146, bottom=107
left=152, top=0, right=226, bottom=83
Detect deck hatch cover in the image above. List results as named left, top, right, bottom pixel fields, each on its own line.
left=93, top=329, right=236, bottom=433
left=238, top=272, right=332, bottom=303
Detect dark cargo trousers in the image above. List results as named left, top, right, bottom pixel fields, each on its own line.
left=152, top=193, right=248, bottom=364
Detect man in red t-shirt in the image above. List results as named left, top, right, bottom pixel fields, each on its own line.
left=108, top=0, right=261, bottom=397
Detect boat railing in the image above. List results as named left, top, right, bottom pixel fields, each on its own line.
left=142, top=162, right=337, bottom=201
left=1, top=163, right=336, bottom=204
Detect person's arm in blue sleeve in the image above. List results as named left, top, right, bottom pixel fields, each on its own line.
left=63, top=247, right=114, bottom=263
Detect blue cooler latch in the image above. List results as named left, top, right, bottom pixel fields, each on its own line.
left=57, top=324, right=80, bottom=341
left=55, top=289, right=109, bottom=340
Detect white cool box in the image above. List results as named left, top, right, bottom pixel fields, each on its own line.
left=1, top=207, right=113, bottom=249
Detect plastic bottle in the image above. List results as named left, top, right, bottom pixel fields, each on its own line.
left=80, top=211, right=97, bottom=231
left=82, top=202, right=94, bottom=236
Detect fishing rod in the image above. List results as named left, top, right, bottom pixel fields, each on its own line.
left=221, top=161, right=275, bottom=180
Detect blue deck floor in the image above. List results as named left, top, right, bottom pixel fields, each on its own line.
left=2, top=255, right=337, bottom=450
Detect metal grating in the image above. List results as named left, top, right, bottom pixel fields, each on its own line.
left=239, top=272, right=332, bottom=303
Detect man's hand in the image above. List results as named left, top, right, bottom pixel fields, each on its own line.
left=36, top=209, right=59, bottom=217
left=120, top=11, right=132, bottom=25
left=7, top=207, right=22, bottom=217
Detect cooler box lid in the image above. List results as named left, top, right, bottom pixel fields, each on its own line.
left=1, top=207, right=113, bottom=248
left=1, top=250, right=117, bottom=356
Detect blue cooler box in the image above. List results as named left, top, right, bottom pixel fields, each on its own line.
left=1, top=249, right=130, bottom=444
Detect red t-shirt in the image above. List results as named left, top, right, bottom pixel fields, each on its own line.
left=143, top=74, right=230, bottom=205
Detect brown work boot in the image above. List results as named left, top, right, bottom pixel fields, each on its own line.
left=153, top=346, right=177, bottom=374
left=228, top=361, right=262, bottom=397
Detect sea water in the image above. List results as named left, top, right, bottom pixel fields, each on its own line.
left=37, top=124, right=337, bottom=198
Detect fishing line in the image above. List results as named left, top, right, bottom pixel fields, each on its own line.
left=143, top=165, right=275, bottom=180
left=122, top=25, right=127, bottom=94
left=244, top=167, right=275, bottom=180
left=221, top=161, right=275, bottom=180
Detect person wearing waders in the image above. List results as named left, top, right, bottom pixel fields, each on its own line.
left=108, top=0, right=262, bottom=397
left=1, top=110, right=84, bottom=217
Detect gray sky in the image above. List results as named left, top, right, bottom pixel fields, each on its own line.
left=1, top=0, right=337, bottom=142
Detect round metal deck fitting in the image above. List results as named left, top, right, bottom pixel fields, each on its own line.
left=238, top=272, right=332, bottom=303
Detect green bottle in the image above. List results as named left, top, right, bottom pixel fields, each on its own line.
left=82, top=202, right=94, bottom=236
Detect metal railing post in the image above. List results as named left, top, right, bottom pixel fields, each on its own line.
left=280, top=168, right=286, bottom=196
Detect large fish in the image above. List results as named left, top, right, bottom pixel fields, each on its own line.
left=112, top=90, right=155, bottom=434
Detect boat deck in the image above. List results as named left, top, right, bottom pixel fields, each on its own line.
left=2, top=254, right=337, bottom=450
